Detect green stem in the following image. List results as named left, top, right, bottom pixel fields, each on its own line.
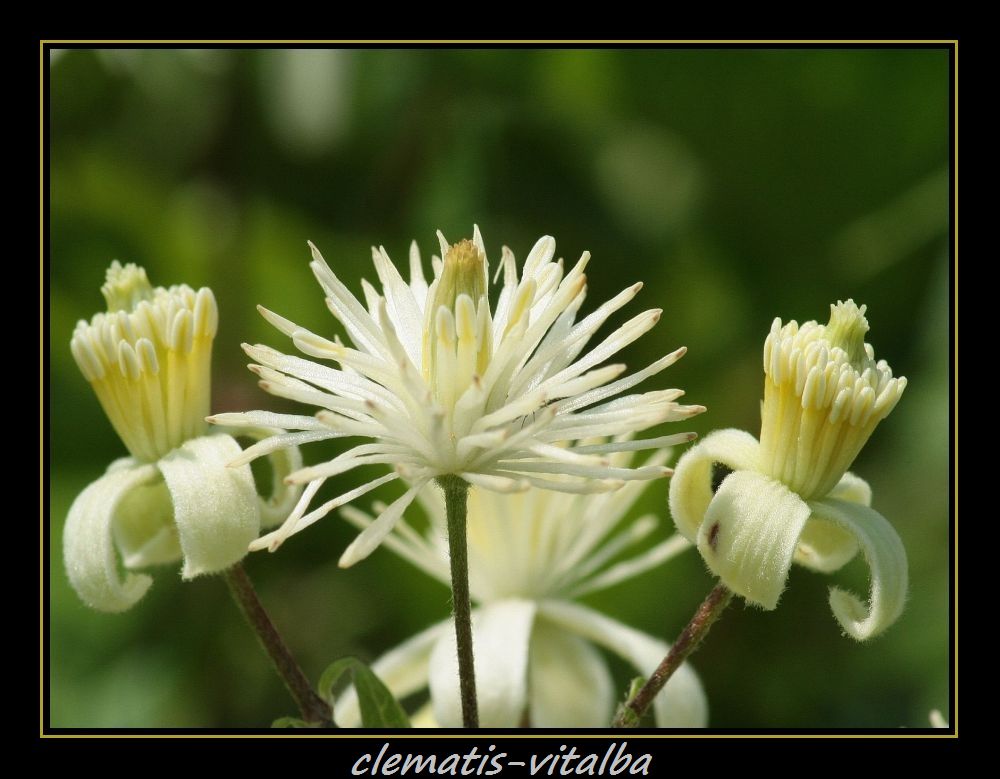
left=439, top=475, right=479, bottom=729
left=614, top=581, right=733, bottom=728
left=224, top=562, right=332, bottom=726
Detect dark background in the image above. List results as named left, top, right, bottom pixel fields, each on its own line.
left=48, top=46, right=951, bottom=728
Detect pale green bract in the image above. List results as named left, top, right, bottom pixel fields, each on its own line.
left=65, top=262, right=302, bottom=612
left=669, top=301, right=908, bottom=640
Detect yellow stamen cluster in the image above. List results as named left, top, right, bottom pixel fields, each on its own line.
left=759, top=299, right=906, bottom=499
left=422, top=240, right=493, bottom=408
left=70, top=262, right=218, bottom=462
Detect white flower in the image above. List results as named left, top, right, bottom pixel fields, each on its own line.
left=333, top=451, right=708, bottom=728
left=216, top=227, right=702, bottom=566
left=670, top=300, right=908, bottom=640
left=65, top=262, right=302, bottom=612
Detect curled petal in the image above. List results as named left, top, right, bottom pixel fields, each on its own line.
left=221, top=425, right=305, bottom=529
left=113, top=477, right=182, bottom=568
left=538, top=600, right=708, bottom=728
left=697, top=470, right=811, bottom=610
left=807, top=497, right=908, bottom=640
left=157, top=434, right=259, bottom=579
left=64, top=461, right=159, bottom=612
left=794, top=472, right=870, bottom=574
left=669, top=429, right=761, bottom=541
left=794, top=518, right=859, bottom=573
left=527, top=618, right=614, bottom=727
left=429, top=599, right=537, bottom=727
left=827, top=471, right=873, bottom=505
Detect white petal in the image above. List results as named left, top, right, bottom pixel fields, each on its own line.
left=338, top=479, right=429, bottom=567
left=429, top=599, right=537, bottom=727
left=219, top=425, right=306, bottom=529
left=63, top=461, right=159, bottom=612
left=568, top=534, right=692, bottom=598
left=826, top=471, right=873, bottom=505
left=794, top=518, right=860, bottom=573
left=697, top=470, right=812, bottom=610
left=334, top=620, right=448, bottom=727
left=157, top=434, right=260, bottom=579
left=808, top=497, right=908, bottom=640
left=537, top=600, right=708, bottom=728
left=795, top=472, right=870, bottom=573
left=410, top=701, right=438, bottom=727
left=668, top=428, right=762, bottom=542
left=225, top=430, right=334, bottom=469
left=528, top=617, right=614, bottom=727
left=113, top=477, right=181, bottom=568
left=254, top=472, right=399, bottom=552
left=207, top=410, right=327, bottom=431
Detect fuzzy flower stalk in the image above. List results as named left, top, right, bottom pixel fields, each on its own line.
left=216, top=226, right=703, bottom=726
left=670, top=300, right=908, bottom=640
left=65, top=262, right=302, bottom=612
left=333, top=455, right=708, bottom=728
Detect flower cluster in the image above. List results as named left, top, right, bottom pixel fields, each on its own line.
left=62, top=233, right=916, bottom=732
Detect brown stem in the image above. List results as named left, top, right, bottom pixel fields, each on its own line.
left=614, top=581, right=733, bottom=728
left=224, top=562, right=332, bottom=726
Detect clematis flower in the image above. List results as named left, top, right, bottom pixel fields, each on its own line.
left=214, top=227, right=702, bottom=566
left=334, top=451, right=708, bottom=728
left=65, top=262, right=302, bottom=612
left=670, top=300, right=908, bottom=640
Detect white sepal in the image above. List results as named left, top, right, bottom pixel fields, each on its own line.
left=64, top=460, right=159, bottom=612
left=215, top=424, right=304, bottom=529
left=795, top=472, right=869, bottom=573
left=669, top=429, right=761, bottom=542
left=157, top=434, right=259, bottom=579
left=538, top=600, right=708, bottom=728
left=697, top=470, right=812, bottom=610
left=112, top=477, right=181, bottom=568
left=527, top=618, right=614, bottom=727
left=429, top=599, right=537, bottom=727
left=808, top=497, right=908, bottom=640
left=826, top=471, right=873, bottom=505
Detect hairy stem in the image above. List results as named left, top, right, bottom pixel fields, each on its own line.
left=439, top=475, right=479, bottom=729
left=614, top=581, right=733, bottom=727
left=224, top=562, right=332, bottom=726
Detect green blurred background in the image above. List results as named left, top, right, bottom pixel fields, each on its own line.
left=47, top=47, right=951, bottom=729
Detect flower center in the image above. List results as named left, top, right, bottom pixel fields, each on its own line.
left=70, top=262, right=218, bottom=462
left=824, top=299, right=869, bottom=367
left=422, top=239, right=493, bottom=411
left=759, top=299, right=906, bottom=499
left=102, top=261, right=155, bottom=312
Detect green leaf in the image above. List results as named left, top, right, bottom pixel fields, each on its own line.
left=626, top=675, right=646, bottom=700
left=319, top=657, right=411, bottom=728
left=271, top=716, right=313, bottom=728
